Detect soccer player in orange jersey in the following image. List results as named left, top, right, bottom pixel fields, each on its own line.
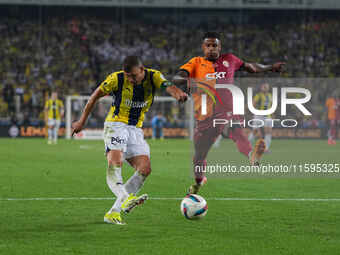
left=326, top=93, right=340, bottom=145
left=174, top=32, right=285, bottom=194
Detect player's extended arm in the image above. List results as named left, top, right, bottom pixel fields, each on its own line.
left=72, top=87, right=106, bottom=136
left=243, top=62, right=286, bottom=73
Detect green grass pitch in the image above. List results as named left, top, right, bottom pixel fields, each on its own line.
left=1, top=138, right=340, bottom=255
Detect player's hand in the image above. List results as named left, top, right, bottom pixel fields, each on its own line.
left=71, top=120, right=84, bottom=136
left=176, top=91, right=188, bottom=103
left=272, top=62, right=286, bottom=73
left=246, top=63, right=257, bottom=73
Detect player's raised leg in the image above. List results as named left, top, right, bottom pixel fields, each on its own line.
left=230, top=127, right=265, bottom=166
left=123, top=155, right=150, bottom=213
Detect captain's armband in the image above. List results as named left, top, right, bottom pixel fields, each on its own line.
left=160, top=81, right=173, bottom=90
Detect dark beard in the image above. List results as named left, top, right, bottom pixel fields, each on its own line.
left=206, top=53, right=219, bottom=62
left=206, top=56, right=218, bottom=62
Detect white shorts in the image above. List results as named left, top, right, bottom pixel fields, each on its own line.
left=103, top=122, right=150, bottom=159
left=48, top=119, right=61, bottom=128
left=252, top=116, right=273, bottom=129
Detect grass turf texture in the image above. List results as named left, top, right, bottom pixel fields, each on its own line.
left=0, top=138, right=340, bottom=255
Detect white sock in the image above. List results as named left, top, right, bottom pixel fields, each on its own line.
left=124, top=171, right=146, bottom=195
left=106, top=166, right=128, bottom=213
left=264, top=134, right=272, bottom=150
left=213, top=135, right=222, bottom=148
left=248, top=132, right=255, bottom=145
left=53, top=127, right=58, bottom=141
left=48, top=128, right=53, bottom=140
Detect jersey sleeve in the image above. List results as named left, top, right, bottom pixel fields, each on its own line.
left=152, top=70, right=169, bottom=89
left=179, top=57, right=198, bottom=76
left=99, top=73, right=118, bottom=94
left=44, top=100, right=49, bottom=109
left=230, top=54, right=244, bottom=71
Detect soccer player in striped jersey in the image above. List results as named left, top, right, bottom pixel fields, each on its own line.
left=72, top=56, right=187, bottom=225
left=248, top=83, right=273, bottom=152
left=44, top=92, right=64, bottom=145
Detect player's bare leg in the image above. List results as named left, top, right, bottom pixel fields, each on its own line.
left=104, top=149, right=128, bottom=225
left=250, top=139, right=266, bottom=166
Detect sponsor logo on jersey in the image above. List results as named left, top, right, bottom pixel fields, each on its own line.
left=206, top=72, right=227, bottom=80
left=125, top=99, right=148, bottom=108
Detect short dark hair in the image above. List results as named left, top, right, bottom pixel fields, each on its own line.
left=123, top=56, right=143, bottom=73
left=202, top=32, right=220, bottom=41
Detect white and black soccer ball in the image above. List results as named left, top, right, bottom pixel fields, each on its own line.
left=180, top=194, right=208, bottom=220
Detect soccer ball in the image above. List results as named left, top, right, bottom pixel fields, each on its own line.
left=180, top=194, right=208, bottom=220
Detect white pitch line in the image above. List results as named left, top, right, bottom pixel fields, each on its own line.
left=1, top=197, right=340, bottom=202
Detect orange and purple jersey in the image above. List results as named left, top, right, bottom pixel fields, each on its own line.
left=180, top=54, right=244, bottom=121
left=326, top=97, right=337, bottom=120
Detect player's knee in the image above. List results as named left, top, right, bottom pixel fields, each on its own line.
left=107, top=159, right=122, bottom=168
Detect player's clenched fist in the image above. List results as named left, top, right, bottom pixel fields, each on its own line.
left=166, top=85, right=188, bottom=103
left=176, top=90, right=188, bottom=103
left=272, top=62, right=286, bottom=73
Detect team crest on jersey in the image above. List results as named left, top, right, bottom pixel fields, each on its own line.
left=223, top=61, right=229, bottom=68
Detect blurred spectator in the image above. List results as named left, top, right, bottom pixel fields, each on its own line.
left=151, top=112, right=167, bottom=139
left=3, top=83, right=15, bottom=116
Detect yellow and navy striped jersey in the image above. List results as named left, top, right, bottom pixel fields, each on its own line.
left=44, top=99, right=64, bottom=120
left=253, top=92, right=272, bottom=116
left=99, top=68, right=167, bottom=128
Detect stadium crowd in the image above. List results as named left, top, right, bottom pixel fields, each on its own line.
left=0, top=8, right=339, bottom=127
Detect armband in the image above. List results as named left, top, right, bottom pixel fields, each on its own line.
left=160, top=81, right=173, bottom=89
